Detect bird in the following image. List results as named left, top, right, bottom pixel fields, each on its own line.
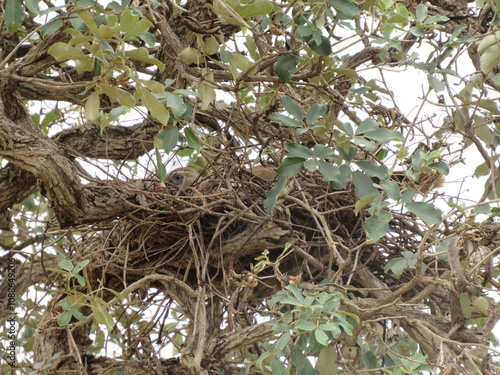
left=166, top=167, right=199, bottom=189
left=165, top=165, right=278, bottom=192
left=250, top=165, right=277, bottom=182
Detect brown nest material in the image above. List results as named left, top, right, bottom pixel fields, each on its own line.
left=77, top=167, right=433, bottom=306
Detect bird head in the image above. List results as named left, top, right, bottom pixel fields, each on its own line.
left=166, top=167, right=199, bottom=189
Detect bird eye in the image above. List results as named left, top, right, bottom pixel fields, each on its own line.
left=170, top=173, right=184, bottom=185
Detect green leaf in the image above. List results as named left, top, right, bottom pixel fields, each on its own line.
left=332, top=69, right=359, bottom=84
left=124, top=18, right=152, bottom=39
left=295, top=320, right=317, bottom=331
left=5, top=0, right=25, bottom=31
left=270, top=113, right=303, bottom=127
left=428, top=160, right=449, bottom=175
left=336, top=145, right=356, bottom=161
left=428, top=75, right=445, bottom=92
left=287, top=284, right=306, bottom=303
left=84, top=91, right=100, bottom=121
left=387, top=13, right=409, bottom=25
left=308, top=331, right=323, bottom=354
left=76, top=10, right=99, bottom=34
left=140, top=80, right=165, bottom=94
left=353, top=136, right=377, bottom=151
left=363, top=350, right=378, bottom=370
left=472, top=204, right=491, bottom=215
left=306, top=104, right=326, bottom=125
left=290, top=345, right=307, bottom=371
left=297, top=25, right=314, bottom=37
left=493, top=73, right=500, bottom=86
left=155, top=149, right=166, bottom=184
left=140, top=90, right=170, bottom=125
left=100, top=84, right=136, bottom=108
left=355, top=161, right=388, bottom=180
left=75, top=274, right=86, bottom=286
left=140, top=32, right=156, bottom=47
left=447, top=200, right=467, bottom=217
left=319, top=322, right=342, bottom=332
left=364, top=210, right=391, bottom=242
left=198, top=82, right=216, bottom=111
left=385, top=257, right=407, bottom=275
left=274, top=294, right=304, bottom=306
left=184, top=127, right=201, bottom=152
left=275, top=157, right=305, bottom=176
left=405, top=202, right=442, bottom=225
left=167, top=95, right=187, bottom=118
left=220, top=49, right=234, bottom=63
left=71, top=309, right=87, bottom=322
left=274, top=331, right=291, bottom=352
left=48, top=43, right=84, bottom=62
left=282, top=95, right=303, bottom=121
left=163, top=79, right=176, bottom=89
left=25, top=0, right=40, bottom=14
left=92, top=303, right=114, bottom=330
left=179, top=47, right=203, bottom=64
left=110, top=105, right=129, bottom=120
left=318, top=161, right=341, bottom=182
left=329, top=0, right=359, bottom=17
left=270, top=357, right=287, bottom=375
left=104, top=287, right=126, bottom=302
left=119, top=10, right=138, bottom=32
left=256, top=351, right=273, bottom=371
left=97, top=24, right=118, bottom=39
left=314, top=329, right=329, bottom=346
left=41, top=19, right=63, bottom=37
left=396, top=3, right=409, bottom=18
left=316, top=346, right=338, bottom=375
left=314, top=144, right=336, bottom=158
left=304, top=159, right=319, bottom=172
left=275, top=54, right=297, bottom=82
left=352, top=171, right=378, bottom=197
left=200, top=36, right=220, bottom=55
left=264, top=177, right=287, bottom=214
left=487, top=181, right=500, bottom=200
left=380, top=180, right=401, bottom=201
left=363, top=128, right=404, bottom=142
left=156, top=127, right=179, bottom=154
left=237, top=0, right=274, bottom=17
left=410, top=27, right=426, bottom=37
left=57, top=311, right=72, bottom=326
left=125, top=47, right=165, bottom=70
left=310, top=35, right=332, bottom=56
left=173, top=89, right=200, bottom=98
left=58, top=298, right=72, bottom=310
left=333, top=164, right=351, bottom=189
left=459, top=292, right=472, bottom=319
left=354, top=193, right=377, bottom=215
left=473, top=296, right=489, bottom=314
left=287, top=142, right=313, bottom=158
left=356, top=118, right=379, bottom=134
left=72, top=260, right=90, bottom=274
left=74, top=56, right=95, bottom=73
left=59, top=260, right=74, bottom=272
left=425, top=15, right=449, bottom=24
left=415, top=3, right=428, bottom=22
left=478, top=32, right=500, bottom=73
left=474, top=162, right=490, bottom=177
left=401, top=188, right=416, bottom=203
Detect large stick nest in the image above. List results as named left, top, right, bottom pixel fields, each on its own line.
left=78, top=165, right=434, bottom=305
